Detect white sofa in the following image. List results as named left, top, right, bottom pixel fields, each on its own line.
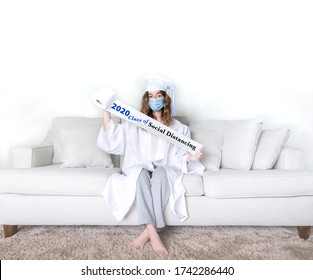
left=1, top=116, right=313, bottom=240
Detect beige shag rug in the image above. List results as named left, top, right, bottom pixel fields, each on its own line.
left=1, top=225, right=313, bottom=260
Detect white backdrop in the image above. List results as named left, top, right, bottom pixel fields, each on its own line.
left=0, top=0, right=312, bottom=169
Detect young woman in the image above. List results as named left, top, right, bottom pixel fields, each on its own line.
left=97, top=78, right=204, bottom=255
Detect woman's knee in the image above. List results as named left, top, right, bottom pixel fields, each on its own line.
left=136, top=169, right=151, bottom=191
left=138, top=169, right=151, bottom=182
left=151, top=167, right=168, bottom=188
left=152, top=166, right=167, bottom=179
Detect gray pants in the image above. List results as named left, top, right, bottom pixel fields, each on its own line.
left=136, top=166, right=171, bottom=228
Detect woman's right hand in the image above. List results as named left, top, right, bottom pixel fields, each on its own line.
left=187, top=149, right=203, bottom=163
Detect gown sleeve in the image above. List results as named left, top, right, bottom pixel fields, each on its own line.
left=171, top=123, right=205, bottom=175
left=97, top=119, right=126, bottom=155
left=174, top=125, right=191, bottom=174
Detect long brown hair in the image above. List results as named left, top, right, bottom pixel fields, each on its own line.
left=140, top=91, right=173, bottom=126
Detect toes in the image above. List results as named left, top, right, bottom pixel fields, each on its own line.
left=128, top=242, right=140, bottom=249
left=153, top=247, right=168, bottom=255
left=127, top=243, right=135, bottom=249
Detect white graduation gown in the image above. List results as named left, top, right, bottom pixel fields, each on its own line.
left=97, top=118, right=205, bottom=223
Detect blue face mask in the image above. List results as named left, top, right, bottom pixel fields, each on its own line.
left=148, top=98, right=164, bottom=112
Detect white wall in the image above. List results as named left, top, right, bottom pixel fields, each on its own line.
left=1, top=0, right=313, bottom=169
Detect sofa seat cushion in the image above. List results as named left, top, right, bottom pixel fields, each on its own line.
left=182, top=174, right=204, bottom=196
left=203, top=169, right=313, bottom=198
left=0, top=165, right=121, bottom=197
left=0, top=165, right=204, bottom=197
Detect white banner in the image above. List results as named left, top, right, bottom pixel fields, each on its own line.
left=92, top=85, right=202, bottom=155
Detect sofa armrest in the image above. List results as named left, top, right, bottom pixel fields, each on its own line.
left=11, top=145, right=53, bottom=168
left=273, top=146, right=304, bottom=170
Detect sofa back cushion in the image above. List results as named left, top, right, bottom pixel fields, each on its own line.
left=252, top=128, right=290, bottom=170
left=51, top=116, right=288, bottom=171
left=189, top=118, right=263, bottom=170
left=52, top=117, right=102, bottom=164
left=174, top=116, right=188, bottom=125
left=221, top=118, right=263, bottom=170
left=52, top=116, right=120, bottom=167
left=189, top=127, right=223, bottom=170
left=59, top=124, right=114, bottom=168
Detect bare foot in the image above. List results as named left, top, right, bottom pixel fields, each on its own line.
left=146, top=224, right=168, bottom=255
left=128, top=228, right=150, bottom=249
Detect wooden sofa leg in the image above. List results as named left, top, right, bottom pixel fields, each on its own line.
left=298, top=226, right=311, bottom=240
left=3, top=225, right=18, bottom=238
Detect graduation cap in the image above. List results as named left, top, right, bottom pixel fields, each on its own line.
left=143, top=75, right=176, bottom=116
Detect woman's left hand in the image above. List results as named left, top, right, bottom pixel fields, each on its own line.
left=187, top=149, right=203, bottom=163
